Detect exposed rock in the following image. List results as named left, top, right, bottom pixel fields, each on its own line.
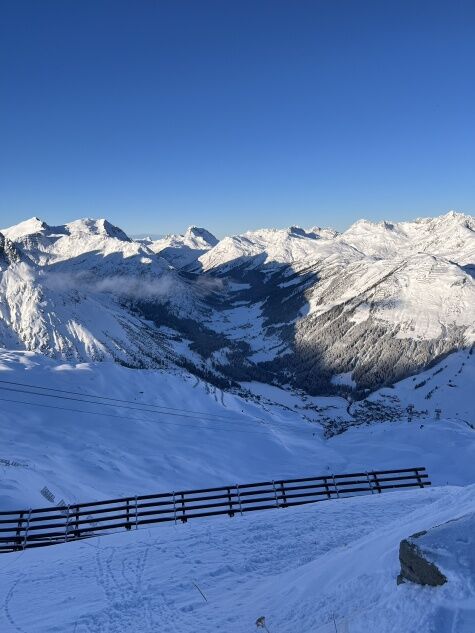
left=397, top=531, right=447, bottom=586
left=397, top=512, right=475, bottom=586
left=0, top=232, right=22, bottom=267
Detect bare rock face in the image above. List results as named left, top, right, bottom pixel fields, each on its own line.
left=397, top=512, right=475, bottom=586
left=0, top=233, right=22, bottom=267
left=397, top=531, right=447, bottom=586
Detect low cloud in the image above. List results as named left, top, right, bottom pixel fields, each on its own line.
left=39, top=270, right=223, bottom=301
left=195, top=275, right=224, bottom=292
left=40, top=271, right=174, bottom=300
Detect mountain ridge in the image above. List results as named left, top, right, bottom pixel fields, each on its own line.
left=0, top=211, right=473, bottom=398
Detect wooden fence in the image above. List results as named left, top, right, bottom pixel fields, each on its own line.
left=0, top=467, right=430, bottom=553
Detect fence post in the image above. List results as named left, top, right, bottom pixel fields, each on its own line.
left=172, top=492, right=177, bottom=525
left=22, top=509, right=32, bottom=551
left=280, top=482, right=288, bottom=507
left=372, top=472, right=381, bottom=493
left=272, top=481, right=280, bottom=508
left=323, top=477, right=331, bottom=500
left=74, top=506, right=81, bottom=537
left=125, top=498, right=131, bottom=530
left=64, top=505, right=71, bottom=543
left=15, top=512, right=24, bottom=551
left=415, top=469, right=424, bottom=489
left=235, top=484, right=243, bottom=516
left=134, top=496, right=138, bottom=529
left=331, top=475, right=340, bottom=498
left=366, top=472, right=375, bottom=494
left=227, top=487, right=234, bottom=517
left=180, top=492, right=187, bottom=523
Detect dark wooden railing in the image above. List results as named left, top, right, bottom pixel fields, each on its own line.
left=0, top=467, right=430, bottom=553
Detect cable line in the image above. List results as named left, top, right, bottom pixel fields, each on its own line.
left=0, top=395, right=315, bottom=438
left=0, top=383, right=275, bottom=431
left=0, top=378, right=244, bottom=422
left=0, top=384, right=248, bottom=424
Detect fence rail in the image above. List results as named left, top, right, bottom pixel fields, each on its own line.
left=0, top=467, right=430, bottom=553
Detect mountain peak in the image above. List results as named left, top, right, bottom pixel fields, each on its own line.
left=288, top=226, right=310, bottom=238
left=305, top=226, right=339, bottom=239
left=437, top=210, right=474, bottom=229
left=66, top=218, right=131, bottom=241
left=1, top=217, right=49, bottom=241
left=184, top=226, right=218, bottom=246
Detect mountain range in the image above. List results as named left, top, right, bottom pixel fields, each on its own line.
left=0, top=211, right=474, bottom=401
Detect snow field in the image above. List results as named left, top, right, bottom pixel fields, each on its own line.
left=1, top=485, right=474, bottom=632
left=1, top=351, right=474, bottom=513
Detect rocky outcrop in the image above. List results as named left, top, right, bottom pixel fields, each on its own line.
left=397, top=512, right=475, bottom=586
left=397, top=531, right=447, bottom=586
left=0, top=233, right=22, bottom=267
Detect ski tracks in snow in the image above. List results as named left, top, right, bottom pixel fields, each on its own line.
left=73, top=544, right=157, bottom=633
left=3, top=574, right=28, bottom=633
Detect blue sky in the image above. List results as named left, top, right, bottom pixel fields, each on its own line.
left=1, top=0, right=474, bottom=237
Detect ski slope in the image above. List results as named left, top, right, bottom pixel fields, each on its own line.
left=1, top=484, right=474, bottom=633
left=1, top=349, right=474, bottom=514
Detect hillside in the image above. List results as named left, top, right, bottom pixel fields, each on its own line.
left=0, top=348, right=473, bottom=512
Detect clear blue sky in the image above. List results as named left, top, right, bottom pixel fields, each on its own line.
left=1, top=0, right=474, bottom=237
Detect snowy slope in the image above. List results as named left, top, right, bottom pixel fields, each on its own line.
left=0, top=349, right=474, bottom=513
left=285, top=254, right=475, bottom=391
left=198, top=225, right=357, bottom=272
left=197, top=211, right=475, bottom=271
left=350, top=347, right=475, bottom=427
left=1, top=217, right=142, bottom=266
left=0, top=350, right=325, bottom=510
left=0, top=219, right=221, bottom=367
left=1, top=484, right=474, bottom=633
left=339, top=211, right=475, bottom=265
left=0, top=255, right=202, bottom=366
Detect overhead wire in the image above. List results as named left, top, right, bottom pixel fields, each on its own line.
left=0, top=378, right=244, bottom=421
left=0, top=377, right=320, bottom=433
left=0, top=394, right=317, bottom=438
left=0, top=384, right=252, bottom=424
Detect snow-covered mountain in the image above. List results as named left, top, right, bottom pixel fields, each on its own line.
left=194, top=211, right=475, bottom=394
left=339, top=211, right=475, bottom=265
left=1, top=217, right=136, bottom=265
left=0, top=218, right=217, bottom=370
left=197, top=211, right=474, bottom=271
left=0, top=211, right=474, bottom=398
left=143, top=225, right=218, bottom=269
left=197, top=225, right=349, bottom=272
